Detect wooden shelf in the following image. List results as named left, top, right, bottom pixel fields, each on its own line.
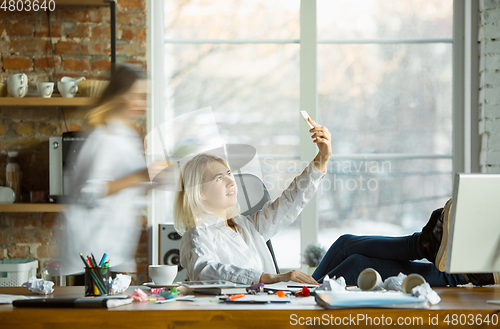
left=54, top=0, right=113, bottom=6
left=0, top=203, right=66, bottom=213
left=0, top=97, right=96, bottom=107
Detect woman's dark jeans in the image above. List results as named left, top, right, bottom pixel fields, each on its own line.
left=311, top=234, right=467, bottom=287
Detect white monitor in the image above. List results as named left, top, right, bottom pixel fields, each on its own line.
left=446, top=174, right=500, bottom=274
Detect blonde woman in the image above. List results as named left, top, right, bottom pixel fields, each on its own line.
left=60, top=65, right=155, bottom=278
left=175, top=118, right=332, bottom=284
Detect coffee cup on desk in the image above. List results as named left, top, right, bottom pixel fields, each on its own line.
left=58, top=81, right=78, bottom=98
left=37, top=82, right=54, bottom=98
left=402, top=273, right=426, bottom=294
left=357, top=267, right=384, bottom=291
left=7, top=73, right=28, bottom=98
left=148, top=265, right=177, bottom=285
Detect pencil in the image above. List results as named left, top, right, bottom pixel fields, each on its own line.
left=79, top=253, right=89, bottom=268
left=91, top=253, right=98, bottom=268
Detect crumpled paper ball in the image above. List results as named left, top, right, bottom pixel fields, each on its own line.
left=383, top=272, right=407, bottom=292
left=411, top=282, right=441, bottom=305
left=128, top=288, right=149, bottom=302
left=109, top=274, right=131, bottom=295
left=316, top=275, right=346, bottom=292
left=22, top=276, right=54, bottom=295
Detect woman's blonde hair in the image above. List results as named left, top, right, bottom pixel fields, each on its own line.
left=85, top=65, right=142, bottom=128
left=174, top=153, right=240, bottom=235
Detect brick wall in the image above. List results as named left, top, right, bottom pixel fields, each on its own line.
left=0, top=0, right=149, bottom=284
left=479, top=0, right=500, bottom=172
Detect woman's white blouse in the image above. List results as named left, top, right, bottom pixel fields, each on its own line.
left=180, top=161, right=326, bottom=284
left=60, top=120, right=147, bottom=275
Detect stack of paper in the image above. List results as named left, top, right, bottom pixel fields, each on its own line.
left=315, top=291, right=429, bottom=309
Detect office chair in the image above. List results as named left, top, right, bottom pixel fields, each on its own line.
left=233, top=172, right=280, bottom=274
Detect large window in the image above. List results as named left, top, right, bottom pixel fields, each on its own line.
left=316, top=0, right=453, bottom=252
left=150, top=0, right=453, bottom=269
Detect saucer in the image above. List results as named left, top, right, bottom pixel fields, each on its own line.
left=143, top=282, right=179, bottom=289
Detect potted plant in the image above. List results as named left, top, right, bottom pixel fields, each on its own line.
left=302, top=243, right=326, bottom=275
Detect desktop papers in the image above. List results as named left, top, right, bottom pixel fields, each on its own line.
left=315, top=291, right=429, bottom=309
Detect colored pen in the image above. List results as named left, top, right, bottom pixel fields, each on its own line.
left=99, top=253, right=107, bottom=266
left=228, top=294, right=246, bottom=301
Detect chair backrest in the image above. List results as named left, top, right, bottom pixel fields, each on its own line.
left=233, top=172, right=280, bottom=274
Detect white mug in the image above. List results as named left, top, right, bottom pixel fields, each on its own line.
left=148, top=265, right=177, bottom=285
left=0, top=187, right=16, bottom=204
left=37, top=82, right=54, bottom=98
left=357, top=268, right=384, bottom=291
left=7, top=73, right=28, bottom=98
left=58, top=81, right=78, bottom=98
left=7, top=73, right=28, bottom=86
left=7, top=84, right=28, bottom=98
left=402, top=273, right=426, bottom=294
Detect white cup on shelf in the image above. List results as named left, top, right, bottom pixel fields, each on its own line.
left=37, top=82, right=54, bottom=98
left=58, top=81, right=78, bottom=98
left=7, top=73, right=28, bottom=98
left=61, top=76, right=86, bottom=84
left=0, top=187, right=16, bottom=204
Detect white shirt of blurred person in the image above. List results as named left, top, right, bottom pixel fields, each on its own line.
left=175, top=118, right=332, bottom=285
left=60, top=65, right=154, bottom=275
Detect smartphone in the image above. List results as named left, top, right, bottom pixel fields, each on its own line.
left=300, top=110, right=314, bottom=129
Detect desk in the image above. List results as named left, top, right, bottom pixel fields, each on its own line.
left=1, top=286, right=499, bottom=328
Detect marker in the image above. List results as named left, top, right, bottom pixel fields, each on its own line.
left=99, top=253, right=107, bottom=266
left=228, top=294, right=246, bottom=301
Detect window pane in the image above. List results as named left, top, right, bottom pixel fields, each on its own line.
left=317, top=0, right=452, bottom=39
left=165, top=0, right=300, bottom=39
left=164, top=44, right=301, bottom=267
left=317, top=41, right=452, bottom=247
left=318, top=43, right=452, bottom=153
left=318, top=159, right=452, bottom=245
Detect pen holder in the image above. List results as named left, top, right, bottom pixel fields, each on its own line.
left=84, top=266, right=110, bottom=296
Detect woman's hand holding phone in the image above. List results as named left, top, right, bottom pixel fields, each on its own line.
left=301, top=111, right=332, bottom=172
